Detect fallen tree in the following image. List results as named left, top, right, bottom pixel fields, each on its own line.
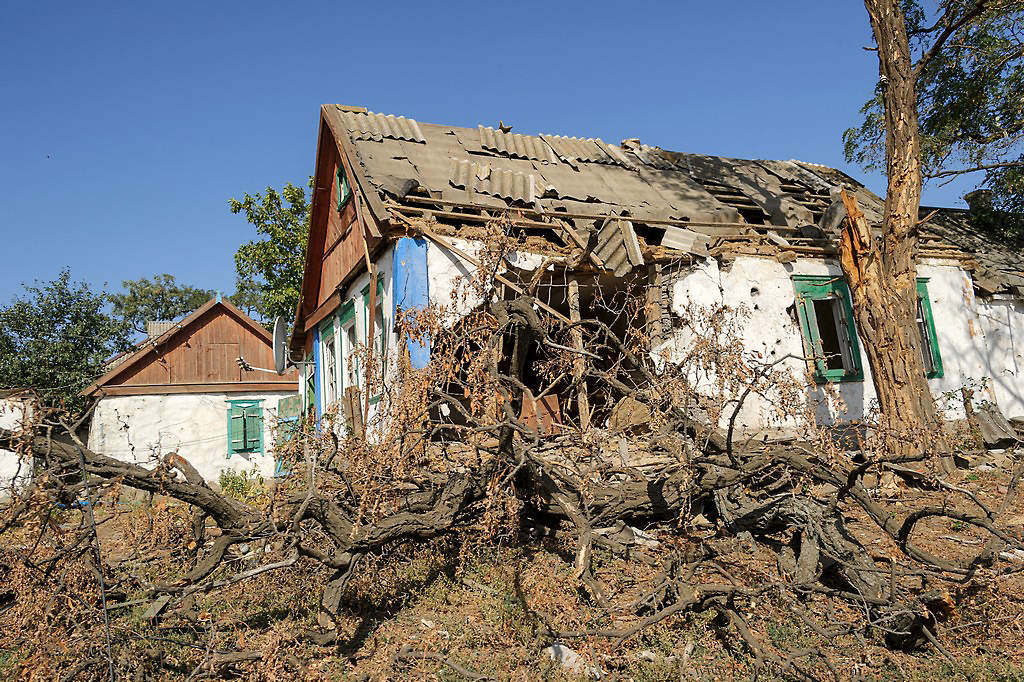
left=2, top=231, right=1022, bottom=679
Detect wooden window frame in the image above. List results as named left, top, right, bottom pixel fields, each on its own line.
left=361, top=276, right=387, bottom=406
left=227, top=399, right=264, bottom=457
left=338, top=300, right=357, bottom=390
left=793, top=275, right=864, bottom=384
left=337, top=165, right=351, bottom=211
left=916, top=278, right=944, bottom=379
left=319, top=317, right=339, bottom=407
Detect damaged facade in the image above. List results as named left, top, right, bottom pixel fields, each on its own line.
left=290, top=105, right=1024, bottom=435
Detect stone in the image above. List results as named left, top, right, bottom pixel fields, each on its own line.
left=543, top=644, right=602, bottom=679
left=608, top=396, right=651, bottom=434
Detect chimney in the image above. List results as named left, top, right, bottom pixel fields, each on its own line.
left=146, top=320, right=175, bottom=338
left=964, top=189, right=993, bottom=214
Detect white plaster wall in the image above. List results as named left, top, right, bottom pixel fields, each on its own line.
left=976, top=298, right=1024, bottom=418
left=425, top=238, right=547, bottom=324
left=87, top=392, right=296, bottom=485
left=660, top=255, right=1010, bottom=432
left=0, top=398, right=32, bottom=497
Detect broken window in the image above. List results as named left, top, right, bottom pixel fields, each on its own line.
left=337, top=164, right=351, bottom=211
left=362, top=277, right=387, bottom=405
left=793, top=276, right=864, bottom=383
left=916, top=278, right=943, bottom=379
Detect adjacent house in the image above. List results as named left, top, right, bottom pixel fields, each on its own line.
left=0, top=389, right=36, bottom=498
left=83, top=297, right=300, bottom=483
left=289, top=105, right=1024, bottom=436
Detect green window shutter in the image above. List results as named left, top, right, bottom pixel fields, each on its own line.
left=916, top=279, right=944, bottom=378
left=227, top=400, right=264, bottom=455
left=244, top=407, right=262, bottom=451
left=792, top=276, right=864, bottom=384
left=228, top=405, right=245, bottom=456
left=277, top=395, right=301, bottom=443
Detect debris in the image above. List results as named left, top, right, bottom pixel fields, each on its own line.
left=608, top=396, right=651, bottom=434
left=543, top=643, right=602, bottom=679
left=141, top=595, right=171, bottom=622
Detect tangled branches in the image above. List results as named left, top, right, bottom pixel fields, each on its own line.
left=2, top=230, right=1023, bottom=679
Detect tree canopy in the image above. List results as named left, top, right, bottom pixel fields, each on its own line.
left=845, top=1, right=1024, bottom=234
left=230, top=181, right=310, bottom=325
left=109, top=274, right=214, bottom=334
left=0, top=270, right=133, bottom=411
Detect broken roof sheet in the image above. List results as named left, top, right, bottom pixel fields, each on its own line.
left=322, top=104, right=1023, bottom=296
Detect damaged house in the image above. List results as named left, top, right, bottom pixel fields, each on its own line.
left=289, top=105, right=1024, bottom=437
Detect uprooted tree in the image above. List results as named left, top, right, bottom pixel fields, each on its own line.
left=1, top=225, right=1022, bottom=679
left=842, top=0, right=1024, bottom=449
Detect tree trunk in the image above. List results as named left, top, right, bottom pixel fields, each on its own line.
left=840, top=0, right=941, bottom=454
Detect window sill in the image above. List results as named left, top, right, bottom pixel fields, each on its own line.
left=813, top=372, right=864, bottom=385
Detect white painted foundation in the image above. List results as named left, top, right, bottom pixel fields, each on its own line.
left=87, top=391, right=296, bottom=485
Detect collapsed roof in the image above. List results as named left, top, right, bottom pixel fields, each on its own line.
left=326, top=105, right=1024, bottom=296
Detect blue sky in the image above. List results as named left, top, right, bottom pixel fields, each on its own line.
left=0, top=1, right=979, bottom=303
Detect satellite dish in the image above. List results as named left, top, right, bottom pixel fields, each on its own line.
left=272, top=316, right=288, bottom=375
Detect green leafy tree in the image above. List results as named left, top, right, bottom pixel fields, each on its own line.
left=0, top=269, right=133, bottom=411
left=109, top=274, right=214, bottom=334
left=230, top=181, right=310, bottom=325
left=845, top=0, right=1024, bottom=237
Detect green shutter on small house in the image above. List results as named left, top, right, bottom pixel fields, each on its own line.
left=277, top=395, right=301, bottom=443
left=244, top=407, right=262, bottom=450
left=228, top=405, right=245, bottom=457
left=227, top=399, right=264, bottom=456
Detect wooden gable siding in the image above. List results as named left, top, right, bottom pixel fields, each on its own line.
left=112, top=307, right=288, bottom=387
left=292, top=107, right=394, bottom=355
left=301, top=114, right=371, bottom=329
left=318, top=169, right=361, bottom=309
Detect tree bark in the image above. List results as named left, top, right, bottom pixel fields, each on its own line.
left=842, top=0, right=941, bottom=453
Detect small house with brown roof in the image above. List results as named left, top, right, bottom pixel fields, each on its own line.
left=83, top=297, right=299, bottom=484
left=289, top=106, right=1024, bottom=436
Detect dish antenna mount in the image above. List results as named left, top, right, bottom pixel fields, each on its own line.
left=273, top=316, right=288, bottom=375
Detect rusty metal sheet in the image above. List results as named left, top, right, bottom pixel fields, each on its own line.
left=339, top=109, right=426, bottom=143
left=478, top=126, right=558, bottom=163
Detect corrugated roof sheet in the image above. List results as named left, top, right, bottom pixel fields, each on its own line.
left=593, top=218, right=644, bottom=277
left=449, top=158, right=538, bottom=205
left=322, top=105, right=1023, bottom=294
left=338, top=108, right=425, bottom=143
left=541, top=135, right=623, bottom=166
left=479, top=126, right=558, bottom=163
